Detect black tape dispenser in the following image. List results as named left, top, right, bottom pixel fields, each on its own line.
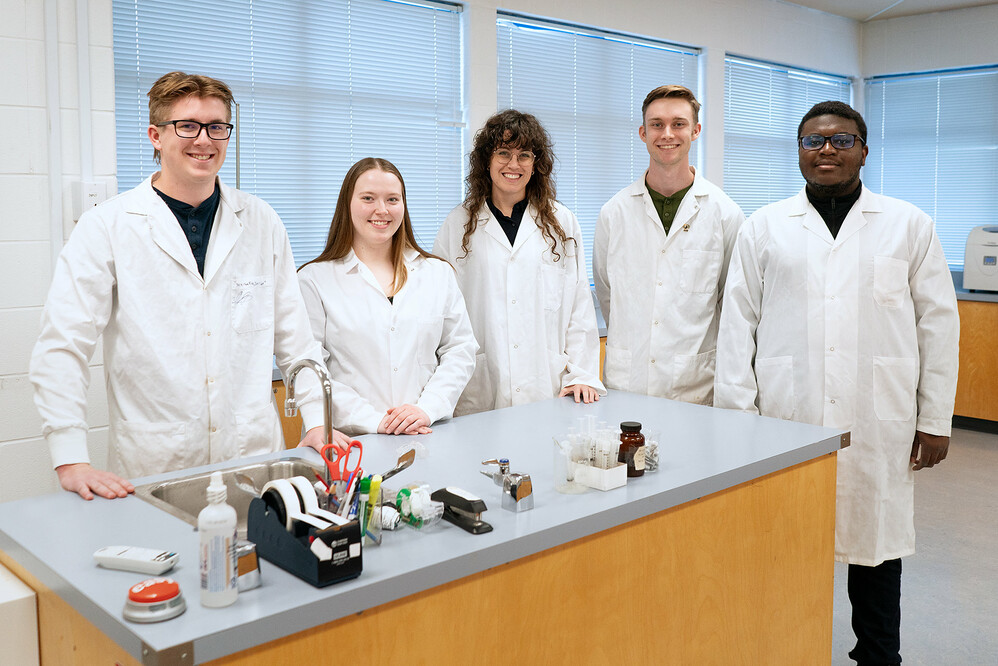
left=430, top=487, right=493, bottom=534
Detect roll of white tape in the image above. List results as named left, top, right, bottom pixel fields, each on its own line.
left=261, top=479, right=331, bottom=531
left=287, top=477, right=349, bottom=526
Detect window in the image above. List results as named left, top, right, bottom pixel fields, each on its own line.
left=865, top=67, right=998, bottom=270
left=497, top=14, right=700, bottom=277
left=724, top=55, right=852, bottom=216
left=113, top=0, right=463, bottom=265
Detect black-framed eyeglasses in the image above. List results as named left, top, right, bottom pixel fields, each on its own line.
left=493, top=148, right=536, bottom=166
left=798, top=133, right=865, bottom=151
left=157, top=120, right=234, bottom=140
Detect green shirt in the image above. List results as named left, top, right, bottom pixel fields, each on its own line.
left=646, top=180, right=692, bottom=234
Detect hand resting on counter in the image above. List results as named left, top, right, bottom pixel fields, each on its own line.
left=56, top=462, right=134, bottom=500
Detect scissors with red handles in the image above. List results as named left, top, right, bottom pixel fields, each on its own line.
left=320, top=440, right=363, bottom=485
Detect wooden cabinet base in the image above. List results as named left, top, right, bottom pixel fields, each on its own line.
left=955, top=300, right=998, bottom=422
left=3, top=453, right=836, bottom=665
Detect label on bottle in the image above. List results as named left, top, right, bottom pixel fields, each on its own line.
left=200, top=531, right=237, bottom=593
left=633, top=446, right=645, bottom=471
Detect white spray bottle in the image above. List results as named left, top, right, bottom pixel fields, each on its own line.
left=198, top=471, right=238, bottom=607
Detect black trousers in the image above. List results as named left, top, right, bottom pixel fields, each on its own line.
left=847, top=558, right=903, bottom=666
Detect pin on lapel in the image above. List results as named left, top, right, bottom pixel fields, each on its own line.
left=682, top=223, right=690, bottom=232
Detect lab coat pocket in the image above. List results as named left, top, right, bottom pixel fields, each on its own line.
left=873, top=356, right=918, bottom=422
left=112, top=420, right=188, bottom=478
left=235, top=404, right=281, bottom=456
left=540, top=264, right=565, bottom=311
left=603, top=345, right=631, bottom=390
left=873, top=256, right=909, bottom=309
left=679, top=249, right=722, bottom=294
left=456, top=352, right=495, bottom=416
left=673, top=349, right=716, bottom=405
left=755, top=356, right=795, bottom=420
left=231, top=276, right=274, bottom=334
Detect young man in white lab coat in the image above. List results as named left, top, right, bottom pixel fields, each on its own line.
left=714, top=101, right=959, bottom=666
left=30, top=72, right=341, bottom=500
left=594, top=85, right=744, bottom=404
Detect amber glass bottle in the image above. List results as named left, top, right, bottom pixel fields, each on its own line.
left=618, top=421, right=645, bottom=477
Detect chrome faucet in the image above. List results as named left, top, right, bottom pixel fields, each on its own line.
left=481, top=458, right=534, bottom=512
left=285, top=359, right=334, bottom=489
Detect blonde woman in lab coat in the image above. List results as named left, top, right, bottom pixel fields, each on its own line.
left=434, top=110, right=605, bottom=415
left=298, top=158, right=476, bottom=436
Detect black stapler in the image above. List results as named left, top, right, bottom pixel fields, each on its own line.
left=430, top=487, right=493, bottom=534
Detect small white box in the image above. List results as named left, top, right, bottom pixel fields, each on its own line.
left=0, top=561, right=39, bottom=666
left=572, top=462, right=627, bottom=491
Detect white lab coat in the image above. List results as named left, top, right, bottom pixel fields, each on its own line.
left=714, top=186, right=959, bottom=566
left=297, top=249, right=477, bottom=435
left=434, top=201, right=605, bottom=415
left=594, top=168, right=744, bottom=404
left=30, top=175, right=326, bottom=479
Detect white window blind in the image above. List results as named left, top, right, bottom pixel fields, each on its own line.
left=865, top=67, right=998, bottom=270
left=496, top=14, right=700, bottom=278
left=724, top=56, right=852, bottom=216
left=113, top=0, right=464, bottom=265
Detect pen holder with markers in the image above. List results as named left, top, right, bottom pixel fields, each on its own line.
left=246, top=496, right=363, bottom=588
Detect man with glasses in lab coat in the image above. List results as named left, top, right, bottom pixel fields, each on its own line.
left=593, top=85, right=744, bottom=404
left=715, top=101, right=959, bottom=666
left=31, top=71, right=344, bottom=500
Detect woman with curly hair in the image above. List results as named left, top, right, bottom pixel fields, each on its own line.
left=434, top=110, right=604, bottom=415
left=299, top=157, right=476, bottom=435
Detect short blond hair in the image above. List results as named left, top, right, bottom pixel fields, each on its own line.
left=147, top=71, right=234, bottom=161
left=641, top=85, right=700, bottom=125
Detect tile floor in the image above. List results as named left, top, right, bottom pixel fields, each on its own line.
left=831, top=427, right=998, bottom=665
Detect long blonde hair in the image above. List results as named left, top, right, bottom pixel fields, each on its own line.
left=299, top=158, right=440, bottom=293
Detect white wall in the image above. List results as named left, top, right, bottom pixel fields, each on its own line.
left=863, top=4, right=998, bottom=76
left=0, top=0, right=986, bottom=503
left=0, top=0, right=115, bottom=502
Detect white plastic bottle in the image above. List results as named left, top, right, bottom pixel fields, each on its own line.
left=198, top=471, right=238, bottom=607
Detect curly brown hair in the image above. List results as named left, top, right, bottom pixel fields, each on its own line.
left=459, top=109, right=573, bottom=261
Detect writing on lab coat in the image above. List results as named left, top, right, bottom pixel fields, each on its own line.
left=30, top=175, right=325, bottom=479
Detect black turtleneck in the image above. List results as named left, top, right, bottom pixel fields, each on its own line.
left=805, top=182, right=862, bottom=239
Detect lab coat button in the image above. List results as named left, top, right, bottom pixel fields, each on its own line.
left=650, top=359, right=656, bottom=364
left=206, top=331, right=212, bottom=336
left=654, top=320, right=659, bottom=325
left=511, top=299, right=516, bottom=304
left=830, top=399, right=836, bottom=404
left=211, top=427, right=217, bottom=433
left=515, top=387, right=521, bottom=392
left=513, top=344, right=519, bottom=349
left=829, top=346, right=835, bottom=351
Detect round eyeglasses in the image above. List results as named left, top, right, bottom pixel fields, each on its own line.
left=157, top=120, right=234, bottom=140
left=798, top=133, right=864, bottom=151
left=493, top=149, right=536, bottom=166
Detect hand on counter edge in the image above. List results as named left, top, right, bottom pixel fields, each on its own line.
left=559, top=384, right=601, bottom=404
left=379, top=405, right=432, bottom=435
left=298, top=426, right=352, bottom=452
left=56, top=463, right=134, bottom=500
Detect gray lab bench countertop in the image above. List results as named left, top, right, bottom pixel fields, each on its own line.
left=0, top=391, right=844, bottom=664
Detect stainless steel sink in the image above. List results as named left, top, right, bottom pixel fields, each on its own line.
left=133, top=457, right=324, bottom=538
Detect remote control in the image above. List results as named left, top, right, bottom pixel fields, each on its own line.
left=93, top=546, right=179, bottom=575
